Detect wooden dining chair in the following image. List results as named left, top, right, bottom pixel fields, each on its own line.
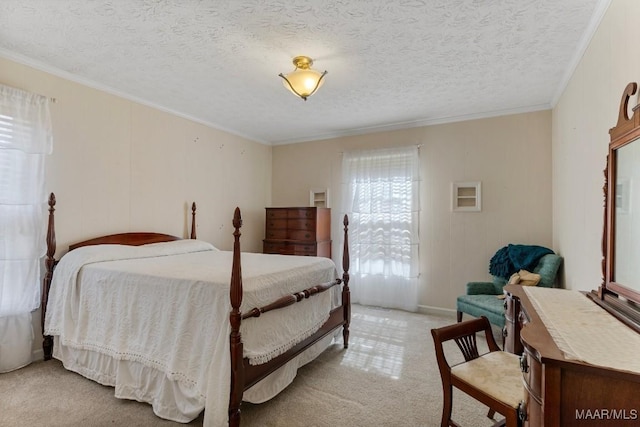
left=431, top=316, right=525, bottom=427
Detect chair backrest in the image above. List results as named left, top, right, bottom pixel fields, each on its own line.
left=492, top=253, right=562, bottom=293
left=431, top=316, right=501, bottom=374
left=531, top=254, right=562, bottom=287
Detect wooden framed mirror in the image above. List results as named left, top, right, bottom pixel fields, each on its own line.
left=592, top=82, right=640, bottom=331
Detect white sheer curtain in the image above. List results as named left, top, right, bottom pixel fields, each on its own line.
left=342, top=146, right=420, bottom=312
left=0, top=84, right=53, bottom=373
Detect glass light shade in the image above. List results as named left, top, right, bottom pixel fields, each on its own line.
left=279, top=56, right=327, bottom=100
left=281, top=69, right=325, bottom=98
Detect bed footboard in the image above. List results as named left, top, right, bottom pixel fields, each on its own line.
left=241, top=279, right=342, bottom=320
left=341, top=214, right=351, bottom=348
left=227, top=208, right=350, bottom=427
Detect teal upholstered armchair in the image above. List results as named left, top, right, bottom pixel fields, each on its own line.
left=456, top=252, right=563, bottom=328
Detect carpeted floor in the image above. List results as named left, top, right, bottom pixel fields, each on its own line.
left=0, top=305, right=503, bottom=426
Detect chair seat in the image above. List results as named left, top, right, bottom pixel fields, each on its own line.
left=451, top=351, right=523, bottom=409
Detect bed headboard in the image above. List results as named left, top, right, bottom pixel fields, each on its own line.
left=68, top=232, right=181, bottom=251
left=67, top=202, right=197, bottom=251
left=40, top=194, right=197, bottom=360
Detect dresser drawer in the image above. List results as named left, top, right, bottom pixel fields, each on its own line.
left=265, top=229, right=288, bottom=239
left=287, top=218, right=315, bottom=230
left=522, top=385, right=541, bottom=427
left=521, top=349, right=542, bottom=402
left=520, top=350, right=542, bottom=426
left=263, top=241, right=290, bottom=255
left=265, top=218, right=288, bottom=230
left=263, top=241, right=317, bottom=256
left=504, top=292, right=516, bottom=321
left=292, top=243, right=317, bottom=255
left=503, top=291, right=523, bottom=354
left=266, top=209, right=289, bottom=219
left=288, top=229, right=316, bottom=241
left=503, top=319, right=517, bottom=353
left=287, top=208, right=316, bottom=219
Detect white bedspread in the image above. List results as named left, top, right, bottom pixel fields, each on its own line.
left=44, top=240, right=339, bottom=426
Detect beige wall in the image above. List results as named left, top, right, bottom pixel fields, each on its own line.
left=272, top=110, right=553, bottom=312
left=552, top=0, right=638, bottom=292
left=1, top=57, right=272, bottom=252
left=1, top=57, right=273, bottom=358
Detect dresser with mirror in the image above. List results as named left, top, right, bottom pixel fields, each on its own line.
left=595, top=82, right=640, bottom=328
left=504, top=82, right=640, bottom=426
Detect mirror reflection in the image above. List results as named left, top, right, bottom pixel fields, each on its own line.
left=614, top=140, right=640, bottom=291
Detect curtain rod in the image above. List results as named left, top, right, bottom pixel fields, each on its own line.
left=0, top=83, right=57, bottom=103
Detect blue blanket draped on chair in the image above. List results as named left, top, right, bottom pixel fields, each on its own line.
left=489, top=244, right=554, bottom=279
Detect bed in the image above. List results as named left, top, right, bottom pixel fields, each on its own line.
left=40, top=193, right=351, bottom=427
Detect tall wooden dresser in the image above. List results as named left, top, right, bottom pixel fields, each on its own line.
left=263, top=207, right=331, bottom=258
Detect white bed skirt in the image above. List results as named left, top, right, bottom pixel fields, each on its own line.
left=0, top=313, right=34, bottom=373
left=53, top=331, right=338, bottom=423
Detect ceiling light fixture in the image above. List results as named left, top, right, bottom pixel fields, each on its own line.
left=279, top=56, right=327, bottom=101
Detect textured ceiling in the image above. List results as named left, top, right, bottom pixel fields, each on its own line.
left=0, top=1, right=609, bottom=145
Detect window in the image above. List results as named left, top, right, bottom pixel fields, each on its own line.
left=0, top=84, right=52, bottom=372
left=342, top=146, right=420, bottom=311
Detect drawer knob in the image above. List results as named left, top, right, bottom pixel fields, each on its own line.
left=502, top=326, right=508, bottom=338
left=519, top=355, right=529, bottom=373
left=503, top=300, right=508, bottom=311
left=518, top=400, right=528, bottom=422
left=518, top=311, right=528, bottom=325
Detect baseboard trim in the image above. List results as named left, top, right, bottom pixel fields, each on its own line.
left=417, top=305, right=456, bottom=318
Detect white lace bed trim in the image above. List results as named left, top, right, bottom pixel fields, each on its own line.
left=245, top=312, right=331, bottom=365
left=55, top=337, right=200, bottom=389
left=54, top=311, right=332, bottom=376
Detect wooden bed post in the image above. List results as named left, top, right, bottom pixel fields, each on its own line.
left=41, top=192, right=56, bottom=361
left=342, top=214, right=351, bottom=348
left=190, top=202, right=197, bottom=239
left=228, top=207, right=244, bottom=427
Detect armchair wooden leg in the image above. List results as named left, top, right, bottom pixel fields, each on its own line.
left=456, top=311, right=462, bottom=322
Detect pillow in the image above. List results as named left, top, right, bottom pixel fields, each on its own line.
left=508, top=272, right=520, bottom=285
left=518, top=270, right=541, bottom=286
left=508, top=269, right=541, bottom=287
